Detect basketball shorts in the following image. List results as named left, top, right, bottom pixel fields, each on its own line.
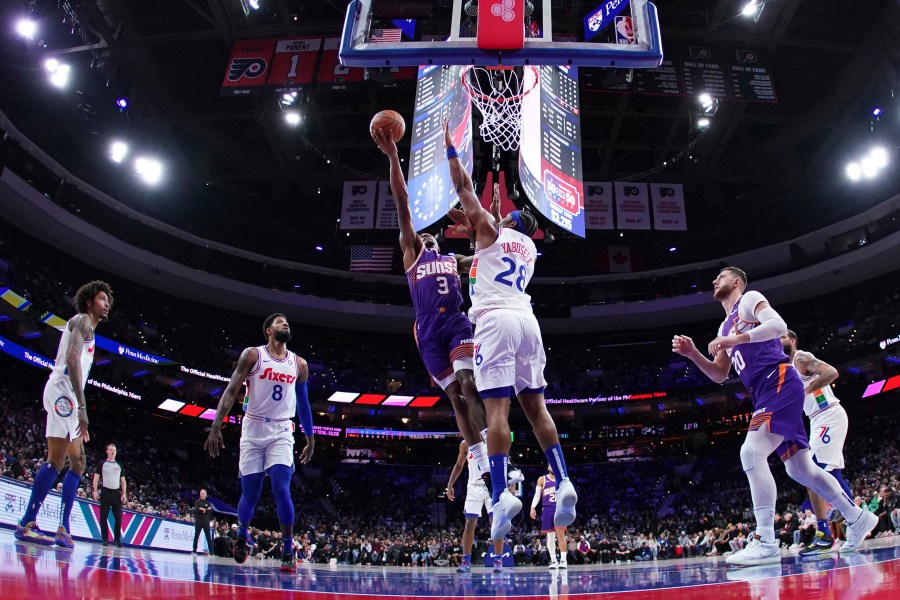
left=748, top=365, right=810, bottom=460
left=464, top=481, right=492, bottom=518
left=414, top=311, right=475, bottom=390
left=473, top=309, right=546, bottom=397
left=239, top=417, right=295, bottom=476
left=44, top=377, right=80, bottom=441
left=808, top=404, right=848, bottom=470
left=541, top=505, right=556, bottom=533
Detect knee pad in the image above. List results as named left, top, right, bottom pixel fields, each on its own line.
left=739, top=442, right=766, bottom=472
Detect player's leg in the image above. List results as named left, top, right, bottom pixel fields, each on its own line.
left=55, top=437, right=87, bottom=548
left=546, top=531, right=558, bottom=567
left=492, top=536, right=505, bottom=572
left=265, top=423, right=298, bottom=571
left=235, top=423, right=266, bottom=564
left=111, top=488, right=123, bottom=546
left=457, top=513, right=478, bottom=573
left=555, top=526, right=568, bottom=568
left=515, top=313, right=577, bottom=527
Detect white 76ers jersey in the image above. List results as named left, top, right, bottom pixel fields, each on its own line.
left=468, top=227, right=537, bottom=324
left=466, top=449, right=483, bottom=486
left=245, top=346, right=299, bottom=420
left=50, top=317, right=95, bottom=391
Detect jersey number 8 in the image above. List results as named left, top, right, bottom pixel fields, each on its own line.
left=272, top=384, right=283, bottom=402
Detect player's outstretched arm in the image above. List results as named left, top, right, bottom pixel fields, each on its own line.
left=446, top=442, right=468, bottom=501
left=205, top=347, right=258, bottom=457
left=793, top=350, right=839, bottom=395
left=490, top=182, right=502, bottom=224
left=295, top=357, right=315, bottom=464
left=444, top=118, right=496, bottom=249
left=373, top=128, right=422, bottom=268
left=672, top=334, right=732, bottom=384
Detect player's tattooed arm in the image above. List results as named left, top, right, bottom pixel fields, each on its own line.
left=444, top=118, right=496, bottom=249
left=794, top=351, right=839, bottom=395
left=66, top=313, right=93, bottom=441
left=490, top=182, right=502, bottom=224
left=204, top=346, right=258, bottom=457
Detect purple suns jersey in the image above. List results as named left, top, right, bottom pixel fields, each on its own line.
left=720, top=292, right=792, bottom=396
left=406, top=247, right=463, bottom=315
left=542, top=476, right=557, bottom=508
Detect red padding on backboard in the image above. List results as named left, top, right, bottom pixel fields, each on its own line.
left=477, top=0, right=525, bottom=51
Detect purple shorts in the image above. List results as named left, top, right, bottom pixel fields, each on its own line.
left=541, top=506, right=556, bottom=533
left=748, top=364, right=810, bottom=460
left=414, top=311, right=475, bottom=388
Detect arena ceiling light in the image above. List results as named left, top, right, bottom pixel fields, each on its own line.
left=43, top=58, right=71, bottom=88
left=108, top=141, right=129, bottom=164
left=741, top=0, right=764, bottom=20
left=134, top=156, right=164, bottom=185
left=16, top=19, right=37, bottom=39
left=284, top=111, right=301, bottom=126
left=846, top=146, right=890, bottom=182
left=696, top=117, right=711, bottom=129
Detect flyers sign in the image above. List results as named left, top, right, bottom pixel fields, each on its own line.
left=221, top=39, right=276, bottom=96
left=614, top=182, right=650, bottom=230
left=650, top=183, right=687, bottom=230
left=584, top=182, right=614, bottom=229
left=267, top=37, right=321, bottom=93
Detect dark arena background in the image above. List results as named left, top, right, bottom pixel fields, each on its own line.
left=1, top=0, right=899, bottom=598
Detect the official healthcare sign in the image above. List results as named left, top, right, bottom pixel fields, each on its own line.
left=0, top=477, right=209, bottom=552
left=584, top=0, right=631, bottom=42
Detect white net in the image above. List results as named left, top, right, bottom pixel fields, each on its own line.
left=461, top=66, right=539, bottom=152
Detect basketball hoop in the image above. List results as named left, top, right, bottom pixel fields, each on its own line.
left=461, top=65, right=539, bottom=152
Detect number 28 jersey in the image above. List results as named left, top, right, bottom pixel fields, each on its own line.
left=469, top=227, right=537, bottom=324
left=245, top=345, right=299, bottom=420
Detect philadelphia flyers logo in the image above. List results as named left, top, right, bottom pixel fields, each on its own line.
left=228, top=58, right=267, bottom=81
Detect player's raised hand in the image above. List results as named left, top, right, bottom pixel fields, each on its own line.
left=204, top=427, right=224, bottom=458
left=672, top=335, right=697, bottom=357
left=371, top=127, right=398, bottom=157
left=448, top=207, right=473, bottom=235
left=443, top=117, right=453, bottom=149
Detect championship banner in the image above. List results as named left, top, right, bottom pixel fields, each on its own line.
left=649, top=183, right=687, bottom=231
left=0, top=477, right=210, bottom=552
left=267, top=37, right=321, bottom=93
left=221, top=39, right=276, bottom=96
left=340, top=181, right=377, bottom=229
left=584, top=182, right=614, bottom=230
left=317, top=38, right=365, bottom=89
left=614, top=182, right=651, bottom=230
left=375, top=180, right=399, bottom=230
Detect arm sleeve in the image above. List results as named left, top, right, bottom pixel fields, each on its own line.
left=531, top=485, right=542, bottom=509
left=746, top=305, right=788, bottom=343
left=295, top=381, right=314, bottom=435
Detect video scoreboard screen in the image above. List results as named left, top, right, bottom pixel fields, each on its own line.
left=519, top=66, right=585, bottom=238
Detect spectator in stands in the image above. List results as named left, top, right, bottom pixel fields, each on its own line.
left=635, top=542, right=652, bottom=561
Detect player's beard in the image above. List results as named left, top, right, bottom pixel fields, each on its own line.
left=713, top=281, right=732, bottom=301
left=781, top=341, right=793, bottom=356
left=274, top=329, right=292, bottom=343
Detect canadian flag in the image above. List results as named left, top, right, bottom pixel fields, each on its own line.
left=606, top=245, right=632, bottom=273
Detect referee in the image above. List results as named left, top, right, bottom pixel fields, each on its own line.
left=92, top=443, right=126, bottom=547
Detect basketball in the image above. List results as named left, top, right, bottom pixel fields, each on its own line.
left=370, top=110, right=405, bottom=142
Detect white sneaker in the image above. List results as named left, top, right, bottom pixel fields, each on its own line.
left=841, top=511, right=878, bottom=553
left=554, top=479, right=578, bottom=527
left=506, top=466, right=525, bottom=486
left=725, top=535, right=781, bottom=566
left=559, top=559, right=568, bottom=569
left=490, top=490, right=522, bottom=541
left=548, top=560, right=559, bottom=569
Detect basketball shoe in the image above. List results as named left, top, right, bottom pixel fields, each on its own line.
left=548, top=558, right=559, bottom=569
left=490, top=490, right=522, bottom=541
left=799, top=531, right=835, bottom=558
left=456, top=558, right=471, bottom=573
left=725, top=535, right=780, bottom=566
left=280, top=551, right=296, bottom=572
left=493, top=557, right=503, bottom=573
left=233, top=531, right=255, bottom=564
left=559, top=557, right=568, bottom=569
left=841, top=510, right=878, bottom=553
left=553, top=479, right=578, bottom=527
left=14, top=521, right=54, bottom=546
left=54, top=526, right=75, bottom=549
left=506, top=459, right=524, bottom=485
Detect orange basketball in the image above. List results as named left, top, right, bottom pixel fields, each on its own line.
left=370, top=110, right=406, bottom=142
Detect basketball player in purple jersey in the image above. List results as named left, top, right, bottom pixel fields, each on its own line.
left=15, top=281, right=112, bottom=548
left=530, top=465, right=568, bottom=569
left=673, top=267, right=877, bottom=565
left=443, top=118, right=577, bottom=544
left=372, top=127, right=519, bottom=488
left=781, top=330, right=853, bottom=556
left=205, top=313, right=315, bottom=572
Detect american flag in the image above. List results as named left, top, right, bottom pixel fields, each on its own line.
left=350, top=245, right=394, bottom=273
left=368, top=28, right=403, bottom=43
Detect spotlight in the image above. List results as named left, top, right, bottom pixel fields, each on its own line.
left=872, top=107, right=882, bottom=117
left=696, top=117, right=711, bottom=129
left=315, top=245, right=323, bottom=251
left=669, top=247, right=677, bottom=252
left=698, top=93, right=713, bottom=109
left=285, top=111, right=301, bottom=126
left=845, top=162, right=862, bottom=181
left=741, top=0, right=762, bottom=17
left=860, top=157, right=878, bottom=179
left=869, top=147, right=889, bottom=169
left=44, top=58, right=58, bottom=72
left=281, top=93, right=294, bottom=105
left=116, top=98, right=128, bottom=110
left=44, top=59, right=70, bottom=88
left=109, top=141, right=129, bottom=164
left=248, top=0, right=260, bottom=9
left=134, top=157, right=163, bottom=185
left=16, top=19, right=37, bottom=39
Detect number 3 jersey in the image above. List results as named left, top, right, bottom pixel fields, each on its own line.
left=468, top=227, right=537, bottom=324
left=245, top=345, right=300, bottom=420
left=719, top=291, right=793, bottom=397
left=406, top=247, right=463, bottom=316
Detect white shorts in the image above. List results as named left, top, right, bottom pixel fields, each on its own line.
left=464, top=482, right=492, bottom=518
left=808, top=404, right=848, bottom=470
left=239, top=417, right=295, bottom=476
left=473, top=309, right=547, bottom=397
left=44, top=377, right=79, bottom=441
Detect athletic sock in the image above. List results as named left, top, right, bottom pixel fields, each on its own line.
left=753, top=505, right=776, bottom=544
left=469, top=441, right=489, bottom=476
left=830, top=469, right=853, bottom=499
left=817, top=519, right=829, bottom=536
left=544, top=444, right=569, bottom=481
left=489, top=454, right=508, bottom=504
left=59, top=470, right=82, bottom=533
left=21, top=463, right=59, bottom=526
left=462, top=553, right=471, bottom=563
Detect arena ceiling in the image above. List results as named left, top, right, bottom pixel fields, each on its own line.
left=0, top=0, right=898, bottom=276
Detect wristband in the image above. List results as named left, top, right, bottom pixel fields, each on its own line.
left=446, top=146, right=458, bottom=160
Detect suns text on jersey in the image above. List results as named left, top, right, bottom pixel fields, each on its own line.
left=414, top=259, right=458, bottom=281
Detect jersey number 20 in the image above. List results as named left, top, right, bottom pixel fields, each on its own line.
left=494, top=257, right=526, bottom=292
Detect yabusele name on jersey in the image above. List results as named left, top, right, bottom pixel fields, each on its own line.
left=259, top=367, right=296, bottom=384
